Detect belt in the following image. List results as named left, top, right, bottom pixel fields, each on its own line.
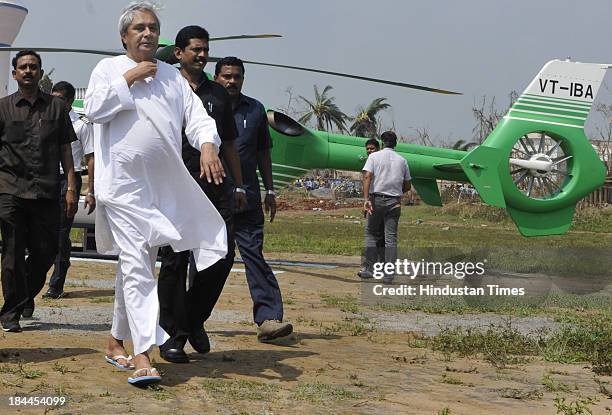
left=370, top=193, right=400, bottom=198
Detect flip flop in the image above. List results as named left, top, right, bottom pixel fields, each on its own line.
left=128, top=367, right=161, bottom=387
left=105, top=354, right=135, bottom=370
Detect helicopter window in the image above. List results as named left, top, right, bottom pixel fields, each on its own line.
left=266, top=110, right=305, bottom=137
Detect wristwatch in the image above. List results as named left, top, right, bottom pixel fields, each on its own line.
left=234, top=187, right=246, bottom=194
left=266, top=190, right=276, bottom=196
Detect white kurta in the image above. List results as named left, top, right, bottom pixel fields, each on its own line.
left=84, top=55, right=227, bottom=270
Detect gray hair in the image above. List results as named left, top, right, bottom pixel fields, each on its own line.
left=118, top=1, right=161, bottom=37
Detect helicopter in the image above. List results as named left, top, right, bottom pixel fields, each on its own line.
left=0, top=5, right=607, bottom=237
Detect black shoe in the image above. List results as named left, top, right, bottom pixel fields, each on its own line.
left=1, top=320, right=22, bottom=332
left=21, top=299, right=34, bottom=318
left=42, top=288, right=65, bottom=299
left=188, top=328, right=210, bottom=354
left=159, top=339, right=189, bottom=363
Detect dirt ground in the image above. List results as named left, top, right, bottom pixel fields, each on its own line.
left=0, top=253, right=611, bottom=415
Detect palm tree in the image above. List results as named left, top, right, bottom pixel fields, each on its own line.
left=298, top=85, right=348, bottom=132
left=451, top=139, right=477, bottom=151
left=350, top=97, right=390, bottom=138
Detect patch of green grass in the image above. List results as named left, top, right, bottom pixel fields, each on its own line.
left=0, top=362, right=45, bottom=379
left=320, top=294, right=360, bottom=314
left=320, top=317, right=371, bottom=337
left=539, top=315, right=612, bottom=374
left=553, top=395, right=598, bottom=415
left=52, top=362, right=81, bottom=374
left=427, top=316, right=612, bottom=374
left=439, top=374, right=473, bottom=387
left=150, top=385, right=174, bottom=401
left=430, top=320, right=537, bottom=369
left=200, top=378, right=278, bottom=402
left=291, top=382, right=361, bottom=403
left=437, top=408, right=452, bottom=415
left=542, top=373, right=572, bottom=392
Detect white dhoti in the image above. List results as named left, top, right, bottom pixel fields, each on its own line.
left=106, top=210, right=168, bottom=354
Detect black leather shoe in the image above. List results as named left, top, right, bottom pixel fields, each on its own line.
left=160, top=347, right=189, bottom=363
left=21, top=299, right=34, bottom=318
left=159, top=339, right=189, bottom=363
left=1, top=320, right=22, bottom=332
left=42, top=289, right=65, bottom=299
left=188, top=328, right=210, bottom=354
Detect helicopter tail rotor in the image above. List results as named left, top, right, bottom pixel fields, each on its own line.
left=460, top=59, right=608, bottom=236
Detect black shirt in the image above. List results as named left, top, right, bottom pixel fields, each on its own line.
left=181, top=75, right=236, bottom=175
left=232, top=93, right=272, bottom=212
left=0, top=90, right=76, bottom=200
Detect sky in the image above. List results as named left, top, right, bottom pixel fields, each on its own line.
left=7, top=0, right=612, bottom=144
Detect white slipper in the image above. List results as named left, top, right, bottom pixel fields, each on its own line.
left=105, top=354, right=135, bottom=370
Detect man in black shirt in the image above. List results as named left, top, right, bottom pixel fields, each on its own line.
left=0, top=50, right=77, bottom=332
left=157, top=26, right=246, bottom=363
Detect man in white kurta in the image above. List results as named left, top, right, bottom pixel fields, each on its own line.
left=83, top=2, right=227, bottom=385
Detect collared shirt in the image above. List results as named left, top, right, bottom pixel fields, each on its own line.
left=59, top=110, right=93, bottom=174
left=363, top=147, right=411, bottom=197
left=232, top=93, right=272, bottom=212
left=182, top=75, right=236, bottom=175
left=0, top=90, right=76, bottom=199
left=84, top=55, right=226, bottom=270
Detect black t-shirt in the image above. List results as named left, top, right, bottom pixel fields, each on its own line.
left=0, top=90, right=76, bottom=200
left=181, top=75, right=236, bottom=174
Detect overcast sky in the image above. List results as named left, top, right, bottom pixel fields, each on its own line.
left=9, top=0, right=612, bottom=143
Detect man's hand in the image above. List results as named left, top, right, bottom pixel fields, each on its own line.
left=65, top=190, right=78, bottom=218
left=200, top=143, right=225, bottom=184
left=123, top=61, right=157, bottom=87
left=234, top=190, right=247, bottom=212
left=264, top=193, right=276, bottom=223
left=84, top=194, right=96, bottom=215
left=364, top=200, right=373, bottom=215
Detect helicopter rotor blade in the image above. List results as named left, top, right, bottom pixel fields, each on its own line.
left=0, top=46, right=123, bottom=56
left=205, top=56, right=461, bottom=94
left=210, top=34, right=282, bottom=41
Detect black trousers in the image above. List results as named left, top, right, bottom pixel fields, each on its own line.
left=234, top=208, right=283, bottom=325
left=48, top=174, right=82, bottom=292
left=0, top=194, right=59, bottom=324
left=158, top=176, right=234, bottom=346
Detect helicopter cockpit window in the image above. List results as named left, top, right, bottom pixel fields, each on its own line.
left=266, top=110, right=305, bottom=137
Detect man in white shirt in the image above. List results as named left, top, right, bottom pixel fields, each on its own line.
left=42, top=81, right=95, bottom=300
left=84, top=1, right=227, bottom=386
left=361, top=131, right=411, bottom=284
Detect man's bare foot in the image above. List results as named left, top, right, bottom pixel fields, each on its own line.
left=133, top=352, right=153, bottom=371
left=127, top=352, right=161, bottom=386
left=105, top=336, right=133, bottom=368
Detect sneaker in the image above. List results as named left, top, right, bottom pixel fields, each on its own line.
left=42, top=289, right=65, bottom=299
left=257, top=320, right=293, bottom=342
left=21, top=299, right=34, bottom=318
left=1, top=320, right=22, bottom=333
left=357, top=268, right=373, bottom=279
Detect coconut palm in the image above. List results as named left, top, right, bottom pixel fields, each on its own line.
left=350, top=97, right=390, bottom=138
left=451, top=139, right=477, bottom=151
left=298, top=85, right=348, bottom=132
